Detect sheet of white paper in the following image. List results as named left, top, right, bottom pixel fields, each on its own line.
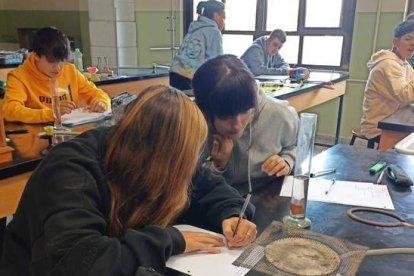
left=166, top=225, right=250, bottom=276
left=280, top=176, right=294, bottom=197
left=61, top=108, right=111, bottom=126
left=308, top=71, right=342, bottom=82
left=280, top=176, right=394, bottom=210
left=256, top=75, right=289, bottom=81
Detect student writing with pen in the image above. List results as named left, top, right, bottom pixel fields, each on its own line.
left=2, top=27, right=110, bottom=124
left=0, top=85, right=256, bottom=275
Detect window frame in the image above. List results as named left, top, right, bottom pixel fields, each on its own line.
left=183, top=0, right=357, bottom=71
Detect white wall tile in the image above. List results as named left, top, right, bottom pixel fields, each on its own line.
left=116, top=22, right=137, bottom=47
left=115, top=2, right=135, bottom=21
left=90, top=46, right=118, bottom=68
left=357, top=0, right=406, bottom=13
left=135, top=0, right=181, bottom=11
left=88, top=0, right=116, bottom=21
left=89, top=21, right=117, bottom=47
left=117, top=47, right=138, bottom=67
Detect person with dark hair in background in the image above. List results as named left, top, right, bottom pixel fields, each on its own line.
left=241, top=29, right=309, bottom=79
left=0, top=85, right=257, bottom=275
left=170, top=0, right=225, bottom=90
left=2, top=26, right=110, bottom=124
left=360, top=20, right=414, bottom=141
left=193, top=55, right=298, bottom=194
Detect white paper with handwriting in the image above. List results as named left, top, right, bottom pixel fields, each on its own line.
left=61, top=108, right=111, bottom=126
left=166, top=225, right=250, bottom=276
left=281, top=176, right=394, bottom=210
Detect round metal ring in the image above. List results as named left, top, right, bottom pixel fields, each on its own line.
left=347, top=207, right=406, bottom=227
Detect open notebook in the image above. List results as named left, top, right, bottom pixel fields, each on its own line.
left=61, top=108, right=111, bottom=126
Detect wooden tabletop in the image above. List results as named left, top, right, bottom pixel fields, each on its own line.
left=0, top=121, right=109, bottom=179
left=378, top=105, right=414, bottom=133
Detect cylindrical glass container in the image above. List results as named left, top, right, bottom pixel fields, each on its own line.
left=283, top=113, right=317, bottom=228
left=50, top=80, right=63, bottom=130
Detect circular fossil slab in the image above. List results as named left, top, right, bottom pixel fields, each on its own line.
left=264, top=237, right=341, bottom=276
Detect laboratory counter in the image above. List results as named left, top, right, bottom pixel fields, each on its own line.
left=167, top=144, right=414, bottom=276
left=95, top=67, right=169, bottom=97
left=0, top=65, right=170, bottom=97
left=378, top=105, right=414, bottom=150
left=0, top=70, right=348, bottom=181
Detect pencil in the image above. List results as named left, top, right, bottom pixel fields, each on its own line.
left=68, top=85, right=73, bottom=102
left=325, top=178, right=336, bottom=195
left=310, top=168, right=336, bottom=178
left=376, top=169, right=385, bottom=185
left=232, top=194, right=251, bottom=237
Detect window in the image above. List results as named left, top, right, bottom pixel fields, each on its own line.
left=183, top=0, right=356, bottom=70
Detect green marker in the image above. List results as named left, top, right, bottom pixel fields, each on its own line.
left=369, top=161, right=387, bottom=175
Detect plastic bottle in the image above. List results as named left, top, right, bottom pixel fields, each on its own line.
left=73, top=48, right=84, bottom=72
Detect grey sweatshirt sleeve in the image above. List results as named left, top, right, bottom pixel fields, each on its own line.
left=278, top=104, right=299, bottom=173
left=241, top=46, right=289, bottom=76
left=205, top=29, right=223, bottom=60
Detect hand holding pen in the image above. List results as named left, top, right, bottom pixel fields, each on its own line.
left=222, top=212, right=257, bottom=248
left=60, top=101, right=77, bottom=115
left=60, top=85, right=76, bottom=115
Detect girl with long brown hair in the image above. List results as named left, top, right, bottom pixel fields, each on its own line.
left=1, top=85, right=256, bottom=275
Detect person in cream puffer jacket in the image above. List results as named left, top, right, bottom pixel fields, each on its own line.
left=361, top=20, right=414, bottom=139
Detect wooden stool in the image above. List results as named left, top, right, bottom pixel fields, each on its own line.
left=350, top=128, right=377, bottom=149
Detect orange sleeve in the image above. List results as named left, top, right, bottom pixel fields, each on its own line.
left=75, top=70, right=111, bottom=110
left=2, top=73, right=53, bottom=123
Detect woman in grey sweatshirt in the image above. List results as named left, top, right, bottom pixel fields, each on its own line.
left=170, top=1, right=225, bottom=90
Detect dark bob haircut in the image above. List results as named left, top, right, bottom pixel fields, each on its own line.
left=196, top=0, right=225, bottom=20
left=31, top=27, right=71, bottom=62
left=394, top=20, right=414, bottom=38
left=192, top=54, right=257, bottom=119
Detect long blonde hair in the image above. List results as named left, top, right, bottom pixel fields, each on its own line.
left=105, top=85, right=207, bottom=237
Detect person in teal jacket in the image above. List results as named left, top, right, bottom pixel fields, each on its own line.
left=170, top=0, right=225, bottom=90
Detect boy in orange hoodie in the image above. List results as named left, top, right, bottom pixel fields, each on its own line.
left=2, top=27, right=110, bottom=124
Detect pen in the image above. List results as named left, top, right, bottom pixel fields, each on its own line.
left=6, top=129, right=29, bottom=135
left=325, top=178, right=336, bottom=195
left=376, top=169, right=385, bottom=185
left=233, top=194, right=251, bottom=237
left=68, top=85, right=73, bottom=102
left=310, top=168, right=336, bottom=178
left=233, top=135, right=253, bottom=237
